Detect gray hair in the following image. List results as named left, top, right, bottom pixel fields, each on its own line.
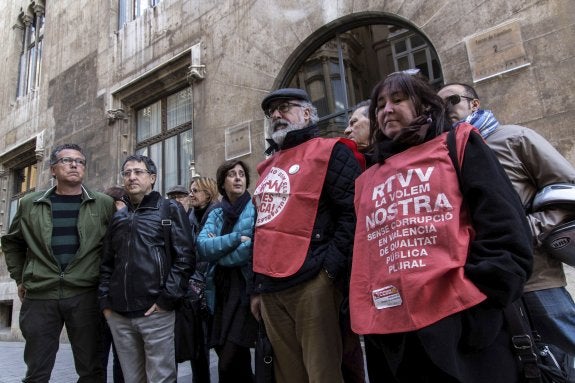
left=302, top=101, right=319, bottom=124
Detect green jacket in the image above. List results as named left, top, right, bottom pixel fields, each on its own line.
left=1, top=185, right=115, bottom=299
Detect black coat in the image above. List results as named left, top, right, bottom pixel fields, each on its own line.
left=99, top=191, right=195, bottom=315
left=367, top=130, right=533, bottom=383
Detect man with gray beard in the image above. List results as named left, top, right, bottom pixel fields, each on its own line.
left=250, top=88, right=362, bottom=383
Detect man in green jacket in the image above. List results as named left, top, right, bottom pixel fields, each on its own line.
left=1, top=143, right=115, bottom=382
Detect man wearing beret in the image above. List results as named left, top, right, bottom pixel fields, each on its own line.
left=250, top=88, right=362, bottom=382
left=167, top=185, right=192, bottom=215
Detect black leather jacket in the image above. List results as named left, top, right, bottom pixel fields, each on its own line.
left=99, top=191, right=195, bottom=315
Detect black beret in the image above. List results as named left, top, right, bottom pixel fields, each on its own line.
left=261, top=88, right=311, bottom=112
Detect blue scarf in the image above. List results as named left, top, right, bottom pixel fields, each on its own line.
left=462, top=109, right=499, bottom=139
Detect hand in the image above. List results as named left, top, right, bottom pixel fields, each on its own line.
left=240, top=236, right=251, bottom=243
left=145, top=303, right=165, bottom=316
left=250, top=295, right=262, bottom=321
left=102, top=308, right=113, bottom=320
left=17, top=284, right=26, bottom=302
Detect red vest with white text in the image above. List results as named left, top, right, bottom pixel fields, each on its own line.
left=350, top=123, right=487, bottom=334
left=253, top=138, right=338, bottom=277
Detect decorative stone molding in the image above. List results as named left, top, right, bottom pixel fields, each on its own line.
left=35, top=130, right=45, bottom=161
left=187, top=42, right=205, bottom=83
left=187, top=65, right=206, bottom=83
left=107, top=108, right=129, bottom=125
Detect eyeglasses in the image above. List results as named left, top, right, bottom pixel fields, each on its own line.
left=189, top=188, right=205, bottom=194
left=54, top=157, right=86, bottom=167
left=120, top=169, right=151, bottom=178
left=265, top=102, right=303, bottom=118
left=445, top=94, right=475, bottom=106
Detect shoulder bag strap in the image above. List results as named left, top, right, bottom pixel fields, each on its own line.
left=161, top=199, right=173, bottom=260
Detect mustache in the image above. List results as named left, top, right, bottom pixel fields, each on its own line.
left=271, top=118, right=290, bottom=131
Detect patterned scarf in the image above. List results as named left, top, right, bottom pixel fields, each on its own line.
left=463, top=109, right=499, bottom=139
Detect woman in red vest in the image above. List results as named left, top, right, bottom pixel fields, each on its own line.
left=350, top=71, right=533, bottom=382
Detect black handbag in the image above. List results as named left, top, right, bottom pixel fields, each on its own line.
left=504, top=299, right=575, bottom=383
left=255, top=320, right=275, bottom=383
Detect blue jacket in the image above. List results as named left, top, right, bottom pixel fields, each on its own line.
left=196, top=199, right=255, bottom=313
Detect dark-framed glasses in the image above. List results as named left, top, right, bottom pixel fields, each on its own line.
left=265, top=102, right=303, bottom=118
left=54, top=157, right=86, bottom=167
left=189, top=188, right=205, bottom=194
left=120, top=169, right=150, bottom=178
left=445, top=94, right=475, bottom=106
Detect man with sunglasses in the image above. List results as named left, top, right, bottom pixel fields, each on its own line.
left=438, top=83, right=575, bottom=351
left=250, top=88, right=362, bottom=382
left=2, top=143, right=116, bottom=382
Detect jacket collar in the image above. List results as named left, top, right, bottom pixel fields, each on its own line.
left=35, top=184, right=93, bottom=203
left=265, top=124, right=319, bottom=155
left=282, top=124, right=319, bottom=150
left=125, top=190, right=163, bottom=211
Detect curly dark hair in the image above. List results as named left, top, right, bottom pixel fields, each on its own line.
left=215, top=159, right=250, bottom=198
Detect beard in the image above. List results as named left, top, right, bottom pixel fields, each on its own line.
left=270, top=119, right=305, bottom=147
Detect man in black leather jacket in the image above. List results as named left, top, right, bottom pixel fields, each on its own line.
left=99, top=154, right=195, bottom=383
left=250, top=88, right=361, bottom=383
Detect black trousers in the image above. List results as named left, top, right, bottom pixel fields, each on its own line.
left=215, top=340, right=254, bottom=383
left=20, top=290, right=103, bottom=383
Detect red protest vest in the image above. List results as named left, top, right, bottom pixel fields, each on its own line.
left=253, top=138, right=339, bottom=277
left=350, top=123, right=487, bottom=334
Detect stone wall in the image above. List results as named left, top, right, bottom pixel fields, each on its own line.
left=0, top=0, right=573, bottom=340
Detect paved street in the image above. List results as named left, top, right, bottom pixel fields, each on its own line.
left=0, top=341, right=219, bottom=383
left=0, top=266, right=573, bottom=382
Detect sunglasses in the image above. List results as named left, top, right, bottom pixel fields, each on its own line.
left=445, top=94, right=475, bottom=106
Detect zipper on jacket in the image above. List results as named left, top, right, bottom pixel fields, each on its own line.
left=124, top=211, right=136, bottom=312
left=154, top=247, right=165, bottom=288
left=59, top=271, right=65, bottom=299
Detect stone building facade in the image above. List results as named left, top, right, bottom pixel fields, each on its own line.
left=0, top=0, right=573, bottom=340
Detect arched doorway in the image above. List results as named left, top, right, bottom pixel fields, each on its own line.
left=275, top=13, right=442, bottom=137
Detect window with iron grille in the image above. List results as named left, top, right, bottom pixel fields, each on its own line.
left=135, top=87, right=193, bottom=195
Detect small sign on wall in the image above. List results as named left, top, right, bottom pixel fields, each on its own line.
left=465, top=19, right=531, bottom=83
left=225, top=122, right=252, bottom=160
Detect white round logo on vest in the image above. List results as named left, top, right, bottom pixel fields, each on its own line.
left=254, top=166, right=290, bottom=226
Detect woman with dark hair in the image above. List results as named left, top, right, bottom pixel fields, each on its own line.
left=196, top=160, right=257, bottom=382
left=350, top=72, right=533, bottom=382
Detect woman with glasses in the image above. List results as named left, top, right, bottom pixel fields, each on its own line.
left=196, top=160, right=257, bottom=382
left=174, top=177, right=220, bottom=383
left=349, top=72, right=533, bottom=382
